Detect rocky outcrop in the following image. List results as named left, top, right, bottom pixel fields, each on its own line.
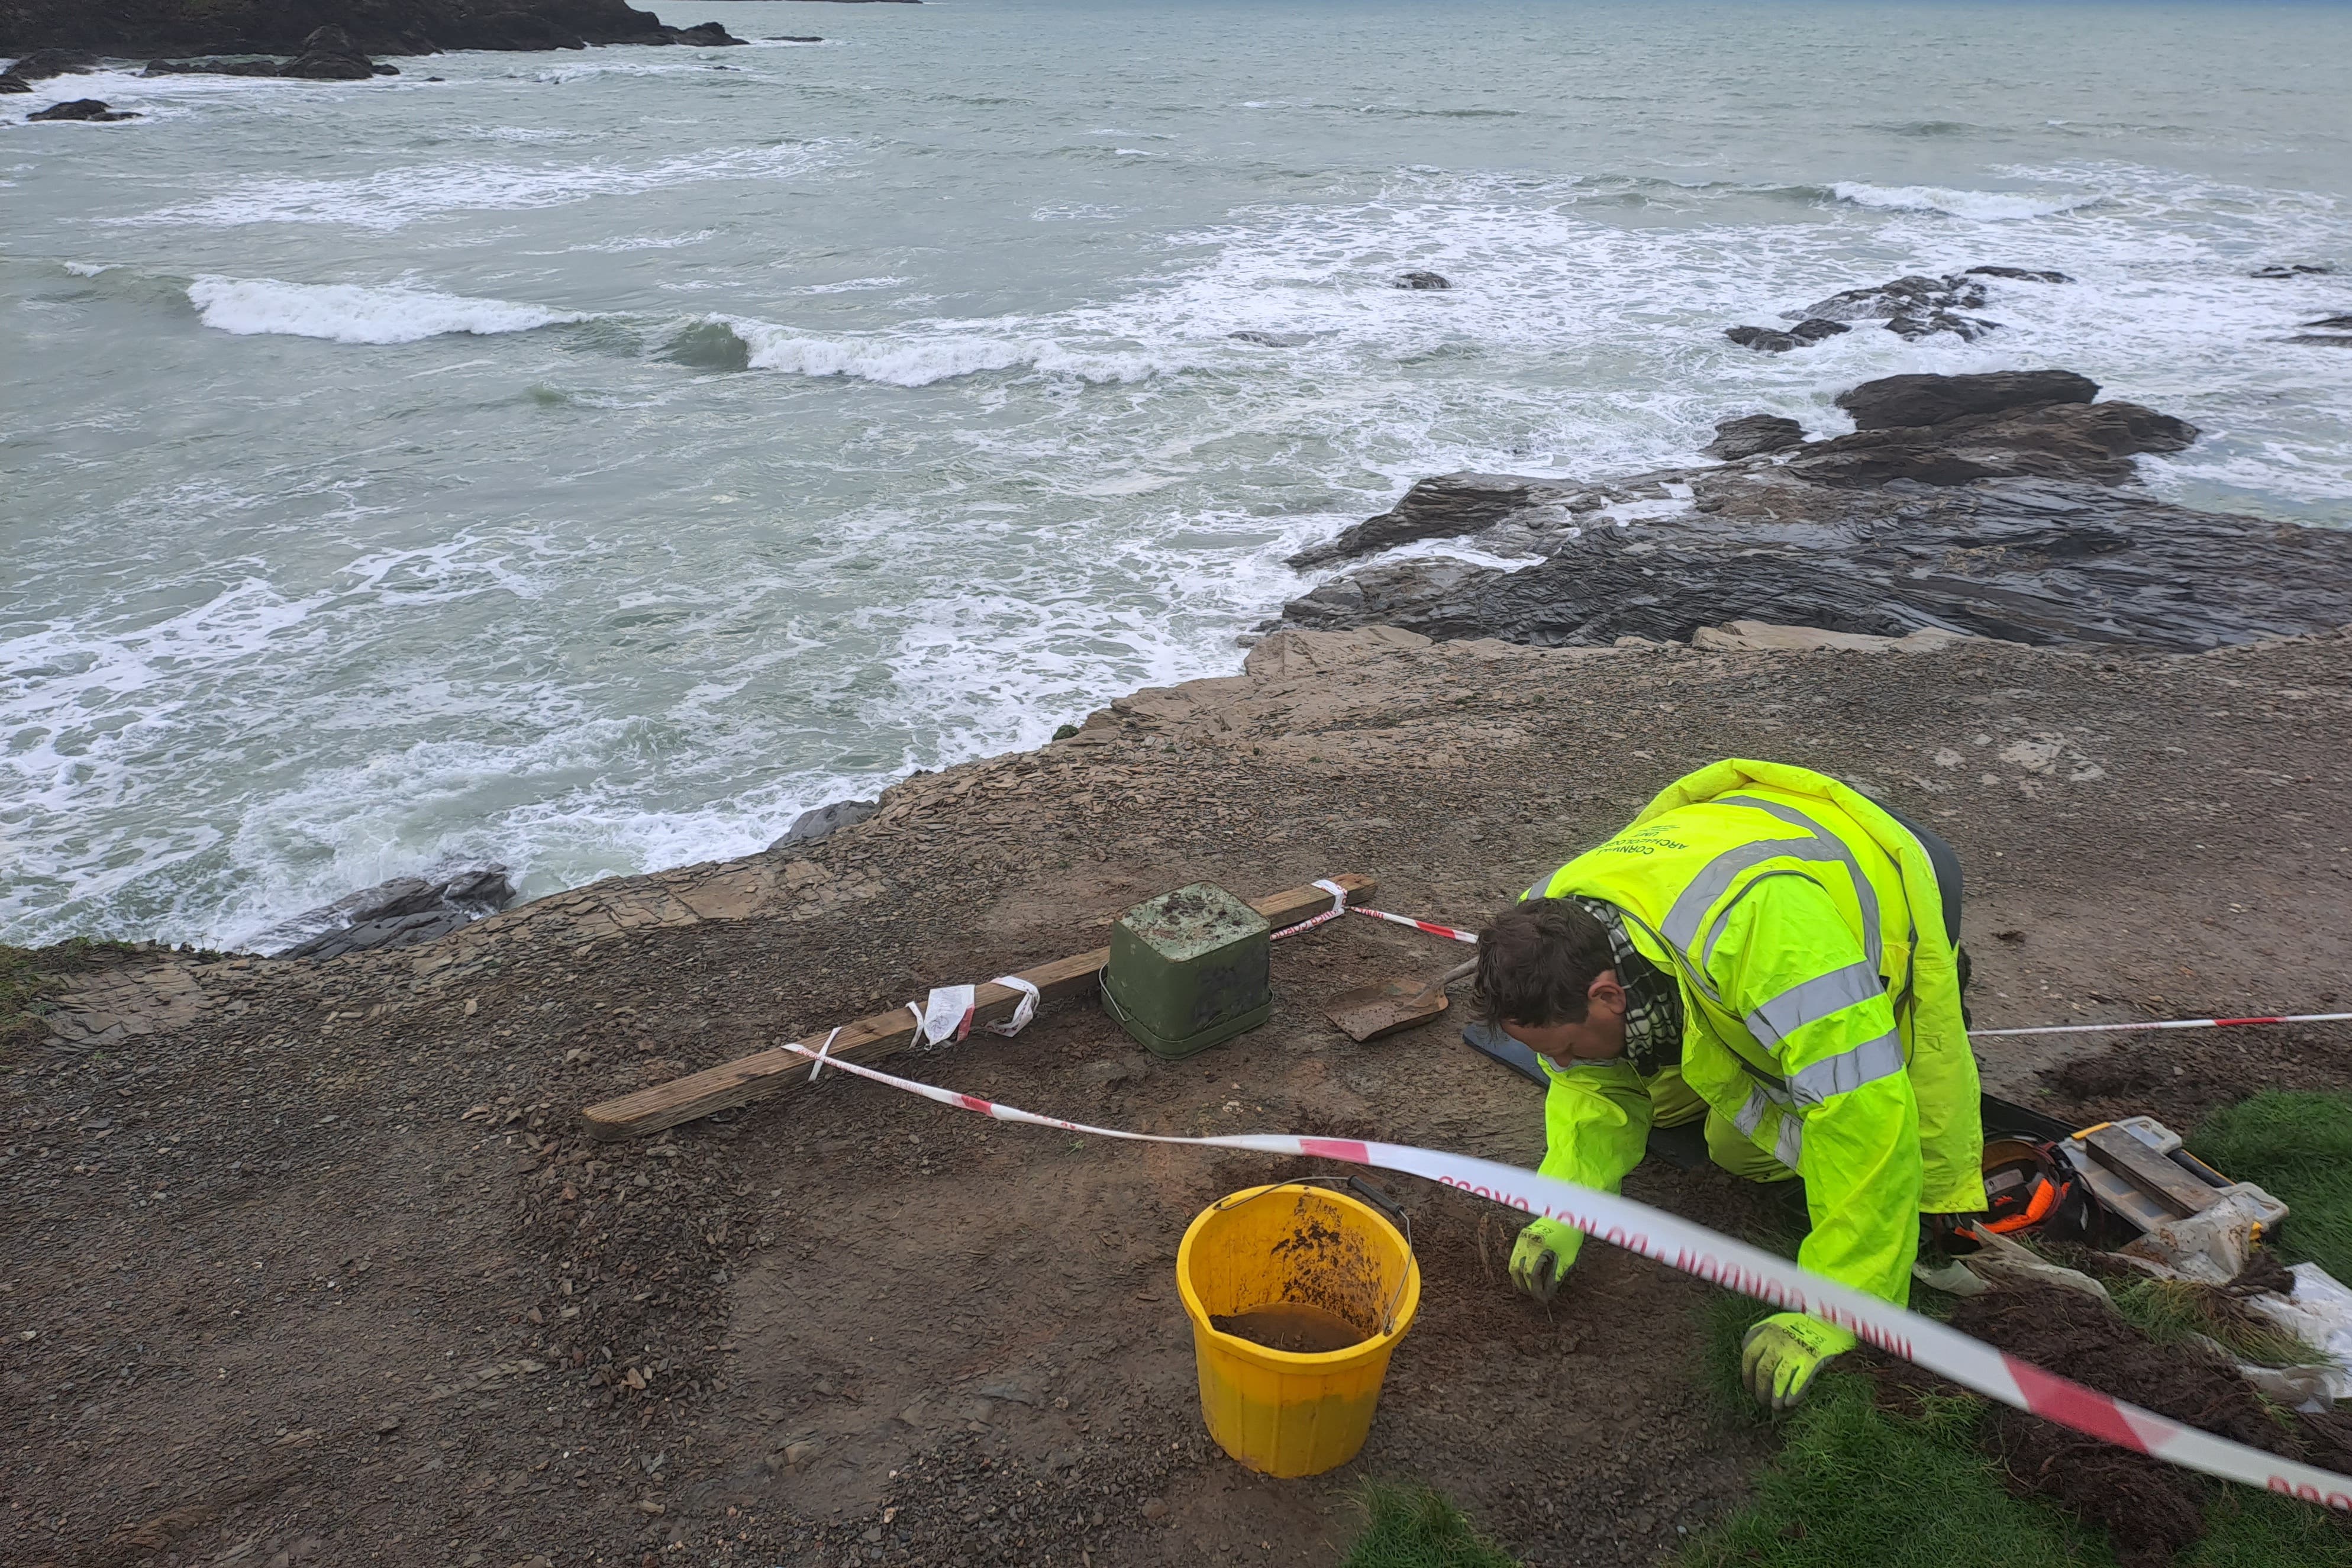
left=769, top=798, right=878, bottom=853
left=144, top=24, right=395, bottom=78
left=1835, top=369, right=2097, bottom=430
left=6, top=43, right=93, bottom=76
left=1, top=2, right=744, bottom=58
left=1726, top=320, right=1847, bottom=353
left=1396, top=271, right=1451, bottom=291
left=1289, top=472, right=1586, bottom=568
left=1702, top=414, right=1806, bottom=461
left=1724, top=268, right=2070, bottom=352
left=28, top=96, right=136, bottom=118
left=253, top=864, right=515, bottom=959
left=1263, top=371, right=2352, bottom=654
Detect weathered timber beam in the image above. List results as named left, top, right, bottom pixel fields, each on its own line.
left=580, top=873, right=1378, bottom=1141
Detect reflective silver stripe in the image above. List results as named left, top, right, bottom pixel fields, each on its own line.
left=1732, top=1086, right=1771, bottom=1139
left=1661, top=836, right=1822, bottom=951
left=1717, top=795, right=1885, bottom=972
left=1699, top=869, right=1814, bottom=975
left=1773, top=1113, right=1805, bottom=1170
left=1787, top=1028, right=1908, bottom=1108
left=1746, top=960, right=1885, bottom=1048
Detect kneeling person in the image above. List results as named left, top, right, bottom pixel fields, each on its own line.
left=1476, top=759, right=1985, bottom=1409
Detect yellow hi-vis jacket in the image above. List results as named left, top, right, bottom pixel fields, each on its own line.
left=1525, top=759, right=1986, bottom=1308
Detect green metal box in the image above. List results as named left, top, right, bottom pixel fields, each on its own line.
left=1102, top=883, right=1273, bottom=1059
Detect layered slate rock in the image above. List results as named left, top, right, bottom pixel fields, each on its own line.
left=1263, top=372, right=2352, bottom=654
left=256, top=865, right=516, bottom=959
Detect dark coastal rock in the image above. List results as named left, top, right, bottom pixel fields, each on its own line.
left=0, top=70, right=27, bottom=90
left=1883, top=311, right=1997, bottom=342
left=1269, top=480, right=2352, bottom=653
left=4, top=46, right=98, bottom=79
left=262, top=864, right=515, bottom=959
left=1787, top=399, right=2195, bottom=489
left=1263, top=372, right=2343, bottom=654
left=1789, top=273, right=1989, bottom=322
left=1396, top=271, right=1451, bottom=291
left=2288, top=334, right=2352, bottom=348
left=28, top=96, right=136, bottom=119
left=1835, top=369, right=2098, bottom=430
left=2252, top=264, right=2334, bottom=279
left=1727, top=318, right=1848, bottom=353
left=1725, top=325, right=1800, bottom=353
left=1718, top=266, right=2073, bottom=350
left=0, top=2, right=744, bottom=58
left=1289, top=472, right=1577, bottom=569
left=2306, top=315, right=2352, bottom=330
left=1703, top=414, right=1806, bottom=461
left=770, top=798, right=878, bottom=852
left=766, top=35, right=824, bottom=41
left=279, top=24, right=383, bottom=76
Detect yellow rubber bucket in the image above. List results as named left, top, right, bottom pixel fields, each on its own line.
left=1176, top=1180, right=1421, bottom=1477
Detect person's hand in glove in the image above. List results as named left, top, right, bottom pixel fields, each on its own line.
left=1509, top=1218, right=1582, bottom=1303
left=1739, top=1312, right=1857, bottom=1411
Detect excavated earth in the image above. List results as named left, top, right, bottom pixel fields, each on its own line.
left=10, top=620, right=2352, bottom=1568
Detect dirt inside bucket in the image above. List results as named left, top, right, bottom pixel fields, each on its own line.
left=1211, top=1303, right=1369, bottom=1354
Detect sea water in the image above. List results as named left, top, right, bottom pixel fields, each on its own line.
left=4, top=0, right=2348, bottom=947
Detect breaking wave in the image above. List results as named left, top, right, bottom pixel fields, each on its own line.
left=1830, top=180, right=2101, bottom=221
left=188, top=276, right=588, bottom=344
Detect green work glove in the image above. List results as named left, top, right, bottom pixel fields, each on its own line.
left=1740, top=1313, right=1857, bottom=1411
left=1509, top=1218, right=1581, bottom=1303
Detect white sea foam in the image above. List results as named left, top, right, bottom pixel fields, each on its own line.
left=188, top=276, right=587, bottom=344
left=115, top=142, right=834, bottom=231
left=1829, top=180, right=2100, bottom=221
left=63, top=262, right=115, bottom=277
left=712, top=316, right=1171, bottom=388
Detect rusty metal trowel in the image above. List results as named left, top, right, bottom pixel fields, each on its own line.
left=1324, top=957, right=1479, bottom=1043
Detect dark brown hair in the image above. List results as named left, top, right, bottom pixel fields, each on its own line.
left=1476, top=898, right=1617, bottom=1026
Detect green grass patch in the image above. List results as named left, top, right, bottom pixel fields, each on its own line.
left=2179, top=1489, right=2352, bottom=1567
left=2192, top=1092, right=2352, bottom=1284
left=1341, top=1483, right=1519, bottom=1568
left=1679, top=1370, right=2112, bottom=1568
left=1677, top=1088, right=2352, bottom=1567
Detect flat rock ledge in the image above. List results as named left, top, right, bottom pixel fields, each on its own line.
left=1270, top=369, right=2352, bottom=653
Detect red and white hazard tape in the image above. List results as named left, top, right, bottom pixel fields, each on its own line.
left=1271, top=880, right=1479, bottom=946
left=772, top=1036, right=2352, bottom=1512
left=1349, top=906, right=1480, bottom=944
left=1973, top=1012, right=2352, bottom=1038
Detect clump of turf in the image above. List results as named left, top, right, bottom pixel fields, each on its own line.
left=2192, top=1092, right=2352, bottom=1284
left=1342, top=1483, right=1519, bottom=1568
left=2106, top=1274, right=2321, bottom=1368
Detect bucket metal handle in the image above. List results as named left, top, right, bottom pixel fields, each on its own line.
left=1209, top=1176, right=1417, bottom=1337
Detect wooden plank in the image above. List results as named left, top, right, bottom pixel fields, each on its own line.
left=581, top=873, right=1378, bottom=1141
left=2079, top=1126, right=2219, bottom=1219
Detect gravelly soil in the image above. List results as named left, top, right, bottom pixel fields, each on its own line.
left=8, top=622, right=2352, bottom=1567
